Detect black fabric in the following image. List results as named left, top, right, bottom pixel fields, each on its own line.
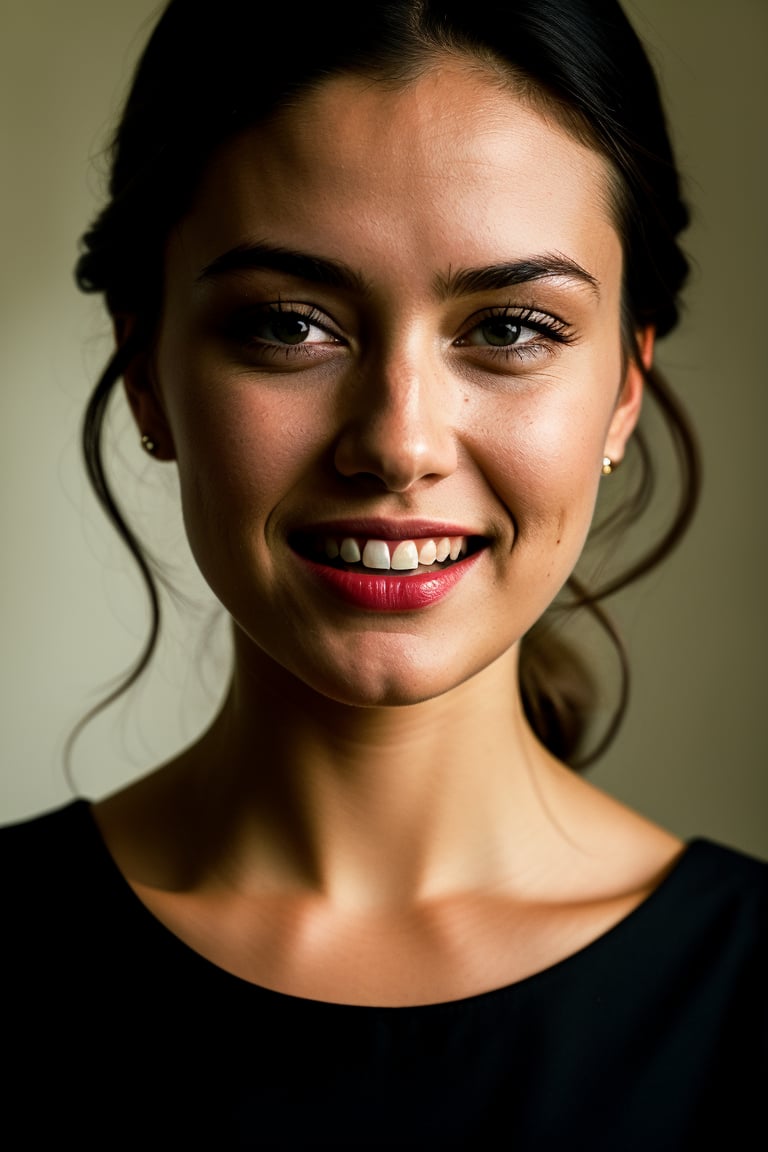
left=2, top=800, right=766, bottom=1149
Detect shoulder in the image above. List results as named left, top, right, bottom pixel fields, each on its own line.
left=668, top=838, right=768, bottom=977
left=673, top=837, right=768, bottom=928
left=666, top=841, right=768, bottom=1132
left=618, top=836, right=768, bottom=971
left=0, top=799, right=92, bottom=862
left=603, top=837, right=768, bottom=1068
left=0, top=800, right=99, bottom=891
left=0, top=802, right=226, bottom=1142
left=555, top=768, right=767, bottom=936
left=0, top=800, right=136, bottom=974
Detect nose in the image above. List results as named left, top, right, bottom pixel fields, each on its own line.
left=333, top=347, right=458, bottom=492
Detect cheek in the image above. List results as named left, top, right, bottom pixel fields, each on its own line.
left=475, top=384, right=611, bottom=533
left=162, top=367, right=328, bottom=568
left=169, top=368, right=313, bottom=488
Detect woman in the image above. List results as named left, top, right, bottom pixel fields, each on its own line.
left=3, top=0, right=765, bottom=1146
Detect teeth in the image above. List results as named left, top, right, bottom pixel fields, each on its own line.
left=340, top=538, right=361, bottom=563
left=361, top=539, right=391, bottom=569
left=391, top=541, right=419, bottom=570
left=327, top=535, right=470, bottom=570
left=418, top=539, right=437, bottom=565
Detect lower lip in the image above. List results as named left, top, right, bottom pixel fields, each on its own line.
left=295, top=551, right=482, bottom=611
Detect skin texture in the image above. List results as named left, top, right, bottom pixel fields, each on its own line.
left=99, top=61, right=682, bottom=1007
left=134, top=64, right=639, bottom=707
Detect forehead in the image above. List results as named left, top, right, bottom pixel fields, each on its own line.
left=171, top=62, right=621, bottom=295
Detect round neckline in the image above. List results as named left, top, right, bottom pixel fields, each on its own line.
left=76, top=799, right=707, bottom=1014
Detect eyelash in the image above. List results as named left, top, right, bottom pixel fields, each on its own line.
left=454, top=305, right=575, bottom=363
left=227, top=301, right=339, bottom=361
left=227, top=300, right=574, bottom=366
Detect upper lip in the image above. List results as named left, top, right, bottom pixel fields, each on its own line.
left=291, top=518, right=486, bottom=541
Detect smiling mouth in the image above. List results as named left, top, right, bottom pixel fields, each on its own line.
left=291, top=533, right=486, bottom=575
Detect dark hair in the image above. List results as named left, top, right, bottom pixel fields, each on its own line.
left=73, top=0, right=698, bottom=768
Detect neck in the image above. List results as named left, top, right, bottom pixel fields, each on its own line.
left=167, top=638, right=565, bottom=909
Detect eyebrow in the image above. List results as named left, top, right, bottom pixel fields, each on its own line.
left=197, top=242, right=371, bottom=296
left=434, top=254, right=600, bottom=300
left=197, top=242, right=599, bottom=300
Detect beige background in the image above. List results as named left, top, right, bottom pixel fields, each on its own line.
left=1, top=1, right=766, bottom=857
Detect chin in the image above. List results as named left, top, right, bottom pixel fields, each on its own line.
left=275, top=636, right=518, bottom=713
left=316, top=677, right=450, bottom=710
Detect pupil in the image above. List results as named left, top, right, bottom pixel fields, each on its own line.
left=273, top=314, right=310, bottom=344
left=483, top=320, right=521, bottom=346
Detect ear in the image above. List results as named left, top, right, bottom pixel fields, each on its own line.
left=603, top=326, right=653, bottom=465
left=114, top=315, right=176, bottom=461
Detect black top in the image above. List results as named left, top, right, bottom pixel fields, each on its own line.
left=2, top=801, right=767, bottom=1149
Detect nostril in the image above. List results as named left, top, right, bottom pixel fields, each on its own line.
left=332, top=373, right=458, bottom=490
left=337, top=468, right=398, bottom=492
left=333, top=427, right=457, bottom=492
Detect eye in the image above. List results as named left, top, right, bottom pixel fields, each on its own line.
left=463, top=317, right=535, bottom=349
left=455, top=305, right=574, bottom=363
left=250, top=304, right=338, bottom=346
left=224, top=301, right=345, bottom=366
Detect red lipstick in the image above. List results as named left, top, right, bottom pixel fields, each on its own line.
left=295, top=550, right=482, bottom=611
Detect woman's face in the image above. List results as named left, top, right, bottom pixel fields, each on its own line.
left=130, top=61, right=643, bottom=707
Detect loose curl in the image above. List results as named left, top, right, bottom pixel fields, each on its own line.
left=73, top=0, right=699, bottom=769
